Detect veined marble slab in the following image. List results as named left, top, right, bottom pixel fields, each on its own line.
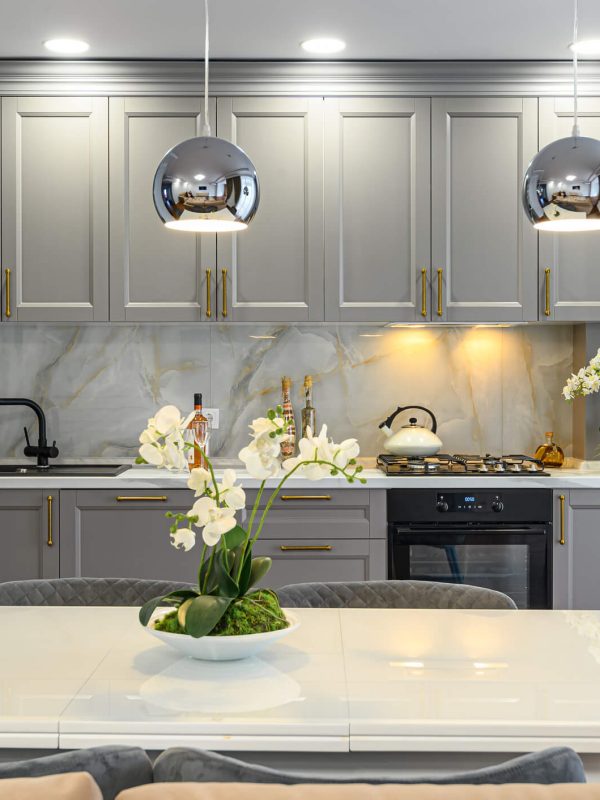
left=0, top=323, right=574, bottom=460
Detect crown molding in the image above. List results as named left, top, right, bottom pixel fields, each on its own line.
left=0, top=59, right=600, bottom=96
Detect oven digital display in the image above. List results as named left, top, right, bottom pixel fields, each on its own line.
left=464, top=496, right=476, bottom=502
left=438, top=492, right=501, bottom=512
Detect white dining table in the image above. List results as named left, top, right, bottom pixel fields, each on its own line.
left=2, top=606, right=600, bottom=777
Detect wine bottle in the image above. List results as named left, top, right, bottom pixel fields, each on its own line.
left=185, top=393, right=210, bottom=471
left=280, top=377, right=296, bottom=460
left=301, top=375, right=316, bottom=438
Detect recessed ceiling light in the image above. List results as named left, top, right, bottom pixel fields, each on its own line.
left=193, top=174, right=206, bottom=181
left=570, top=38, right=600, bottom=55
left=44, top=38, right=90, bottom=55
left=301, top=37, right=346, bottom=55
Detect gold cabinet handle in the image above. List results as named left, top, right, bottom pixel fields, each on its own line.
left=437, top=268, right=443, bottom=317
left=205, top=269, right=212, bottom=319
left=280, top=545, right=333, bottom=552
left=280, top=495, right=332, bottom=501
left=221, top=268, right=228, bottom=318
left=559, top=494, right=566, bottom=545
left=116, top=495, right=168, bottom=502
left=4, top=268, right=11, bottom=319
left=544, top=268, right=551, bottom=317
left=421, top=268, right=427, bottom=317
left=47, top=495, right=53, bottom=547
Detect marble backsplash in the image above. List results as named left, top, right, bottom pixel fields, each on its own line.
left=0, top=323, right=574, bottom=460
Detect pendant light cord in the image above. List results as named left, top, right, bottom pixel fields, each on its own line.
left=573, top=0, right=580, bottom=137
left=202, top=0, right=211, bottom=136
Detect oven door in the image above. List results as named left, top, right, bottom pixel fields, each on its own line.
left=388, top=525, right=551, bottom=609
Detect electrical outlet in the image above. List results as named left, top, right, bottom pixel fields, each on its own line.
left=204, top=408, right=219, bottom=429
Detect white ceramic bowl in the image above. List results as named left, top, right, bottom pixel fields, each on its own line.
left=146, top=610, right=300, bottom=661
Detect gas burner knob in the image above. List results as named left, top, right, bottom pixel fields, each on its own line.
left=491, top=498, right=504, bottom=513
left=436, top=499, right=449, bottom=513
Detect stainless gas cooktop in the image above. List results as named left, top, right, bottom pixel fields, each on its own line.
left=377, top=453, right=549, bottom=476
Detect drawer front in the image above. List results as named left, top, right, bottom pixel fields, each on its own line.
left=246, top=489, right=369, bottom=509
left=253, top=538, right=372, bottom=589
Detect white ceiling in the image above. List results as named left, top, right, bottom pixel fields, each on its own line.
left=3, top=0, right=600, bottom=61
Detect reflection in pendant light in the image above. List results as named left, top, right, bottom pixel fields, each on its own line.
left=522, top=0, right=600, bottom=232
left=153, top=0, right=259, bottom=233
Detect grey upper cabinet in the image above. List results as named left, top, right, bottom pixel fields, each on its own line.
left=109, top=97, right=216, bottom=322
left=0, top=490, right=58, bottom=582
left=324, top=98, right=431, bottom=322
left=553, top=490, right=600, bottom=610
left=1, top=97, right=109, bottom=322
left=539, top=98, right=600, bottom=321
left=216, top=97, right=324, bottom=322
left=431, top=98, right=538, bottom=322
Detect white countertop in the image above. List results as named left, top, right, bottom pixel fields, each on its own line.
left=4, top=606, right=600, bottom=753
left=3, top=464, right=600, bottom=490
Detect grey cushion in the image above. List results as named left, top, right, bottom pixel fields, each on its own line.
left=277, top=580, right=517, bottom=610
left=153, top=747, right=585, bottom=785
left=0, top=745, right=152, bottom=800
left=0, top=578, right=195, bottom=606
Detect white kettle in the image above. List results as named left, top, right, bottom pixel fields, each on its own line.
left=378, top=405, right=442, bottom=457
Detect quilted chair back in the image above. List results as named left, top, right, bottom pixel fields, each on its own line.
left=0, top=577, right=195, bottom=606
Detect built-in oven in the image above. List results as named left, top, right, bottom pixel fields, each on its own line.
left=387, top=488, right=553, bottom=609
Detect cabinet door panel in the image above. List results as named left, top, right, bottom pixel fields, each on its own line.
left=60, top=490, right=197, bottom=581
left=109, top=98, right=216, bottom=322
left=553, top=490, right=600, bottom=610
left=1, top=97, right=108, bottom=321
left=0, top=490, right=58, bottom=581
left=216, top=97, right=324, bottom=322
left=325, top=98, right=431, bottom=322
left=432, top=98, right=538, bottom=322
left=539, top=98, right=600, bottom=321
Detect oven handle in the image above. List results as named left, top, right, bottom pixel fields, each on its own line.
left=392, top=526, right=548, bottom=536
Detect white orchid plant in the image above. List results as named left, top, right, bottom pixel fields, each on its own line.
left=563, top=349, right=600, bottom=400
left=137, top=403, right=365, bottom=638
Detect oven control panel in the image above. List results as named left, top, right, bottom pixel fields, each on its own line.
left=436, top=492, right=504, bottom=513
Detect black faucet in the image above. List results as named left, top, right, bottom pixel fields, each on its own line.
left=0, top=398, right=59, bottom=468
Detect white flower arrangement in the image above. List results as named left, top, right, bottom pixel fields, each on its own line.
left=136, top=403, right=365, bottom=638
left=563, top=349, right=600, bottom=400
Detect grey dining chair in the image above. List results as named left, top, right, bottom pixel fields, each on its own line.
left=277, top=579, right=518, bottom=610
left=0, top=577, right=195, bottom=606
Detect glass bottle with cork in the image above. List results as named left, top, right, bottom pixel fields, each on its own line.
left=185, top=393, right=210, bottom=471
left=280, top=376, right=296, bottom=460
left=301, top=375, right=316, bottom=437
left=534, top=431, right=564, bottom=468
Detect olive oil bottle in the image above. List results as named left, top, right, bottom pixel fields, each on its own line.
left=534, top=431, right=564, bottom=468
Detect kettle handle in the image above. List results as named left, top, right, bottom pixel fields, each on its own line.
left=378, top=405, right=438, bottom=434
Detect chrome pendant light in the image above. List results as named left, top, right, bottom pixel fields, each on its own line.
left=523, top=0, right=600, bottom=232
left=153, top=0, right=259, bottom=232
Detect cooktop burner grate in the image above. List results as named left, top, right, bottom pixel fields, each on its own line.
left=377, top=453, right=549, bottom=476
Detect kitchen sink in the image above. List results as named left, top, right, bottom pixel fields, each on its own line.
left=0, top=464, right=130, bottom=476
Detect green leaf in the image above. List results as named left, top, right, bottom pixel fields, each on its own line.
left=237, top=546, right=254, bottom=595
left=223, top=524, right=247, bottom=550
left=211, top=548, right=240, bottom=598
left=246, top=556, right=272, bottom=592
left=183, top=594, right=232, bottom=638
left=138, top=589, right=199, bottom=626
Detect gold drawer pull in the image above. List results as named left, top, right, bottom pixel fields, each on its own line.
left=205, top=269, right=212, bottom=318
left=221, top=268, right=228, bottom=317
left=280, top=545, right=333, bottom=552
left=116, top=495, right=168, bottom=502
left=47, top=495, right=53, bottom=547
left=437, top=268, right=443, bottom=317
left=421, top=268, right=427, bottom=317
left=5, top=268, right=11, bottom=319
left=280, top=495, right=332, bottom=501
left=559, top=494, right=565, bottom=545
left=544, top=268, right=551, bottom=317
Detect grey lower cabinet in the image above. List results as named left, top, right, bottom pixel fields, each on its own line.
left=59, top=490, right=198, bottom=582
left=539, top=98, right=600, bottom=321
left=1, top=97, right=109, bottom=322
left=246, top=488, right=387, bottom=588
left=324, top=98, right=431, bottom=322
left=431, top=97, right=539, bottom=322
left=553, top=489, right=600, bottom=610
left=58, top=488, right=387, bottom=588
left=0, top=490, right=58, bottom=581
left=109, top=97, right=216, bottom=322
left=215, top=97, right=324, bottom=322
